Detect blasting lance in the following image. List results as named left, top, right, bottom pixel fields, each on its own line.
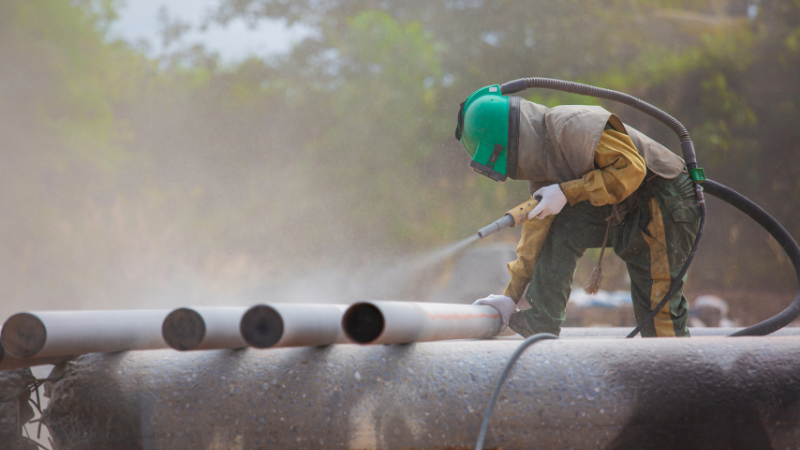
left=476, top=194, right=542, bottom=239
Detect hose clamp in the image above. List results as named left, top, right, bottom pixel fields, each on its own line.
left=689, top=167, right=706, bottom=183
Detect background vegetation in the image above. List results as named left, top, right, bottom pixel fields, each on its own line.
left=2, top=0, right=799, bottom=323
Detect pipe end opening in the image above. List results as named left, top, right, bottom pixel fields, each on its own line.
left=343, top=303, right=385, bottom=344
left=1, top=313, right=46, bottom=358
left=162, top=308, right=206, bottom=351
left=240, top=305, right=284, bottom=348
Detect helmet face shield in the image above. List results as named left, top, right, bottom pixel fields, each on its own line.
left=454, top=85, right=512, bottom=182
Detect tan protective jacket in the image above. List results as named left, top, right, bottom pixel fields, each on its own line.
left=502, top=101, right=687, bottom=303
left=508, top=101, right=686, bottom=194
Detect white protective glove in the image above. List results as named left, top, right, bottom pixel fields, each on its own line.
left=473, top=294, right=517, bottom=332
left=528, top=184, right=568, bottom=220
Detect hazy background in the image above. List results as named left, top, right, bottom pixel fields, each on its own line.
left=2, top=0, right=799, bottom=325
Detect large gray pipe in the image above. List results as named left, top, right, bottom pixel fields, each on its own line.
left=1, top=310, right=170, bottom=358
left=162, top=307, right=249, bottom=351
left=41, top=336, right=800, bottom=450
left=7, top=326, right=781, bottom=371
left=343, top=301, right=502, bottom=344
left=240, top=303, right=350, bottom=348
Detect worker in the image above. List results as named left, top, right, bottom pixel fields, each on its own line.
left=457, top=85, right=700, bottom=337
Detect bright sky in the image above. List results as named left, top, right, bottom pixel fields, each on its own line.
left=110, top=0, right=311, bottom=62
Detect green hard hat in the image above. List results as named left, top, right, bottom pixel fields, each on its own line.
left=454, top=84, right=519, bottom=182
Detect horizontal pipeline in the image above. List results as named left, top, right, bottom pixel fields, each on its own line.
left=42, top=336, right=800, bottom=450
left=1, top=310, right=170, bottom=358
left=343, top=301, right=502, bottom=344
left=240, top=303, right=350, bottom=348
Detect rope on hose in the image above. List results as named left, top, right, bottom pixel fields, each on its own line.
left=475, top=333, right=558, bottom=450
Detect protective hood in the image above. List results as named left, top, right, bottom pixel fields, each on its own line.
left=507, top=99, right=686, bottom=186
left=455, top=85, right=517, bottom=182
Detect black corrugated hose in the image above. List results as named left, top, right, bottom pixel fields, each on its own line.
left=476, top=78, right=800, bottom=450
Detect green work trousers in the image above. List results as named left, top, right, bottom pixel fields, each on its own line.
left=519, top=173, right=701, bottom=337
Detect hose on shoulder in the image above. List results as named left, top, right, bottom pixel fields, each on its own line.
left=501, top=77, right=698, bottom=166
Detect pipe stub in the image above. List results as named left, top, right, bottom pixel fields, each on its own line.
left=1, top=313, right=47, bottom=358
left=342, top=303, right=385, bottom=344
left=162, top=308, right=206, bottom=351
left=240, top=305, right=284, bottom=349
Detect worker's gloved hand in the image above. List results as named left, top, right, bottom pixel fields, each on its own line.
left=528, top=184, right=567, bottom=220
left=473, top=294, right=516, bottom=332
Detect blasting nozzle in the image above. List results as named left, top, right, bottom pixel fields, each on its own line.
left=477, top=215, right=514, bottom=239
left=476, top=195, right=541, bottom=239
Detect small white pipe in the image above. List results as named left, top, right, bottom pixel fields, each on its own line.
left=1, top=310, right=170, bottom=359
left=240, top=304, right=350, bottom=348
left=162, top=307, right=249, bottom=351
left=342, top=301, right=502, bottom=344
